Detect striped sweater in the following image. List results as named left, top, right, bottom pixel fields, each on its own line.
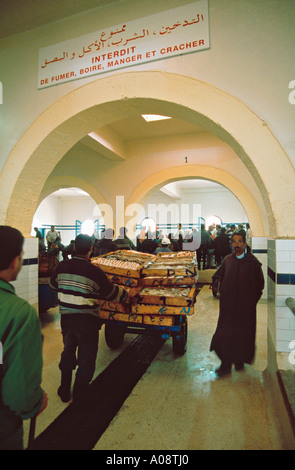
left=49, top=256, right=127, bottom=316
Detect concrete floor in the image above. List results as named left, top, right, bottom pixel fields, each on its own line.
left=24, top=283, right=291, bottom=450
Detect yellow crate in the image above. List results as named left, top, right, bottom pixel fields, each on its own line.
left=143, top=315, right=174, bottom=326
left=98, top=309, right=143, bottom=324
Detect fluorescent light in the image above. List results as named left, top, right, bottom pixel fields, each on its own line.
left=141, top=114, right=172, bottom=122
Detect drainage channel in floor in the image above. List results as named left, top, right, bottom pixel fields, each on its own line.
left=30, top=333, right=166, bottom=450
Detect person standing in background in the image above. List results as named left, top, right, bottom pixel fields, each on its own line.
left=213, top=227, right=231, bottom=266
left=246, top=223, right=252, bottom=248
left=46, top=225, right=58, bottom=250
left=210, top=231, right=264, bottom=377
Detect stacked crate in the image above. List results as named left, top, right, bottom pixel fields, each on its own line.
left=91, top=250, right=198, bottom=327
left=91, top=250, right=153, bottom=325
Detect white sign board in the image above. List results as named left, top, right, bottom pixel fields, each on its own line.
left=38, top=0, right=209, bottom=89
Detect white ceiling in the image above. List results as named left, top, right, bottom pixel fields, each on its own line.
left=50, top=188, right=90, bottom=197
left=108, top=116, right=204, bottom=141
left=165, top=180, right=222, bottom=190
left=51, top=180, right=224, bottom=199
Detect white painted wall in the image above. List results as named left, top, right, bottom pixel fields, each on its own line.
left=32, top=194, right=101, bottom=245
left=33, top=184, right=248, bottom=244
left=0, top=0, right=294, bottom=171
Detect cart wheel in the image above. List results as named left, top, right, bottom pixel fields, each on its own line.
left=105, top=323, right=126, bottom=349
left=172, top=316, right=187, bottom=355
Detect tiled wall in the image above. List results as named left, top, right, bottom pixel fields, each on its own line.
left=267, top=239, right=295, bottom=353
left=9, top=236, right=295, bottom=355
left=251, top=236, right=268, bottom=300
left=11, top=237, right=39, bottom=312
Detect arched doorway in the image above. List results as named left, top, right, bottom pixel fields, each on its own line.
left=123, top=166, right=265, bottom=238
left=33, top=187, right=106, bottom=245
left=0, top=71, right=294, bottom=238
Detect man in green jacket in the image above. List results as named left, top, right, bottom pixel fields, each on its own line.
left=0, top=226, right=47, bottom=450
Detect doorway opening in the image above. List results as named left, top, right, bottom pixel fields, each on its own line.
left=32, top=187, right=104, bottom=245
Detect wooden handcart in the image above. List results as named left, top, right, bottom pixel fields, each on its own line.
left=91, top=250, right=199, bottom=355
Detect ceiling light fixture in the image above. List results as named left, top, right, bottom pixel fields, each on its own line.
left=141, top=114, right=172, bottom=122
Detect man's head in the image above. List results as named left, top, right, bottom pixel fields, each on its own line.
left=104, top=228, right=115, bottom=240
left=231, top=231, right=246, bottom=257
left=0, top=226, right=24, bottom=281
left=74, top=234, right=93, bottom=256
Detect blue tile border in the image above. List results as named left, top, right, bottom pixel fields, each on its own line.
left=268, top=267, right=275, bottom=283
left=23, top=258, right=38, bottom=266
left=277, top=273, right=291, bottom=285
left=268, top=267, right=295, bottom=285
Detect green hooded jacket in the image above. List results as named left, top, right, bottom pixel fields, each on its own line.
left=0, top=279, right=44, bottom=444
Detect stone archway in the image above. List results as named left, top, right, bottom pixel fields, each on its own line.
left=38, top=175, right=107, bottom=206
left=123, top=165, right=265, bottom=237
left=38, top=176, right=112, bottom=228
left=0, top=71, right=294, bottom=236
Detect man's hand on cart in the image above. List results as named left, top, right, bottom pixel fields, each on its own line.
left=117, top=286, right=130, bottom=304
left=125, top=287, right=141, bottom=305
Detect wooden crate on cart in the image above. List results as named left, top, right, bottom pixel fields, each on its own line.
left=91, top=250, right=199, bottom=354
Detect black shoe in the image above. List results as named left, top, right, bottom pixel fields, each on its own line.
left=235, top=362, right=244, bottom=371
left=215, top=364, right=231, bottom=377
left=57, top=386, right=71, bottom=403
left=58, top=371, right=72, bottom=402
